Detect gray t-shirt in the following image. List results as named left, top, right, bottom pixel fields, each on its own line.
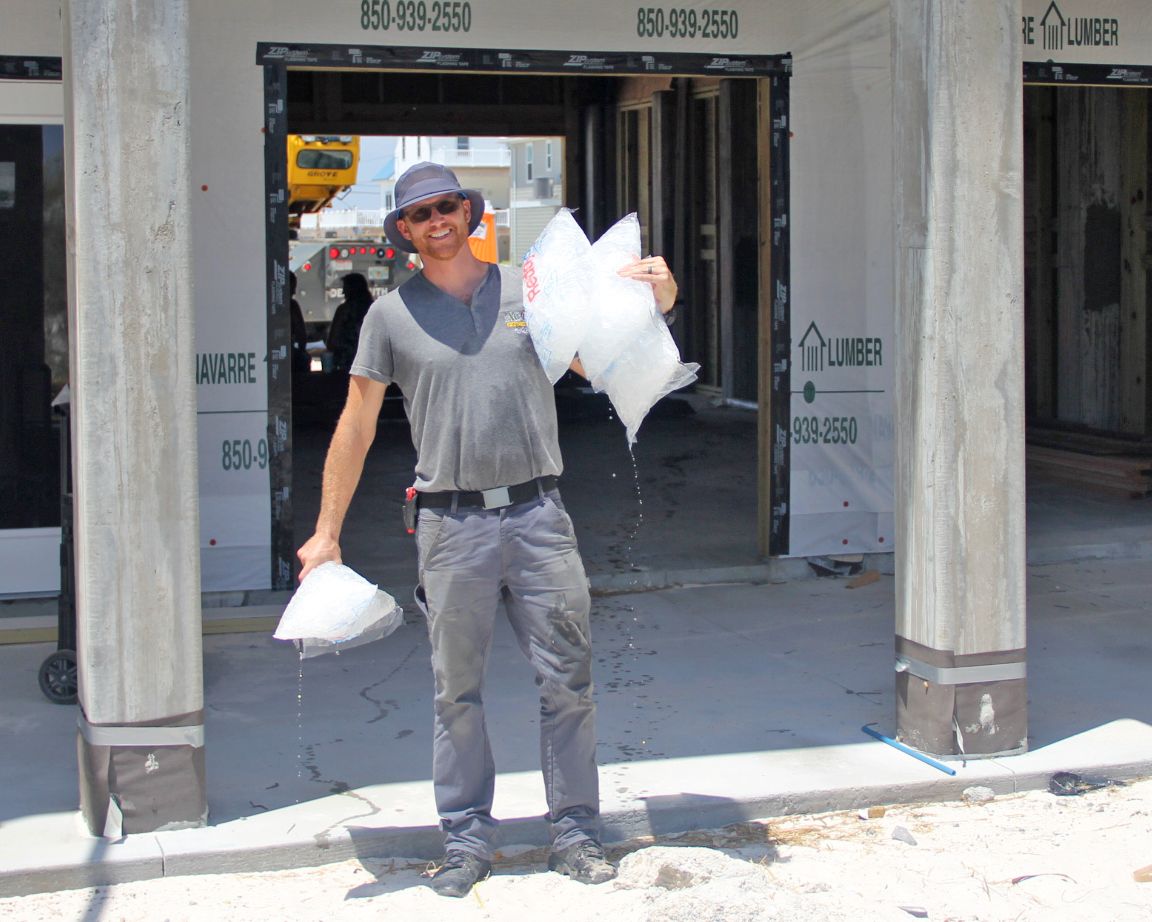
left=349, top=263, right=563, bottom=492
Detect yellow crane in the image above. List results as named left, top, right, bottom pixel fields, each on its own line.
left=286, top=135, right=360, bottom=226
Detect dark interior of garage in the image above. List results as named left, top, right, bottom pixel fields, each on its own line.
left=1024, top=84, right=1152, bottom=498
left=280, top=67, right=776, bottom=591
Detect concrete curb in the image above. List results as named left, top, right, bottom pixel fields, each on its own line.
left=4, top=723, right=1149, bottom=898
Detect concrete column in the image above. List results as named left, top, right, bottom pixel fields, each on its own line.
left=892, top=0, right=1028, bottom=757
left=64, top=0, right=205, bottom=834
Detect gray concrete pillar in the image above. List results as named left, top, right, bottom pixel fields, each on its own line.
left=64, top=0, right=205, bottom=834
left=892, top=0, right=1028, bottom=758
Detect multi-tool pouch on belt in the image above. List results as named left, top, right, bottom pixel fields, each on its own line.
left=403, top=486, right=417, bottom=535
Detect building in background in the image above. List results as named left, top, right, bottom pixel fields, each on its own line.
left=506, top=137, right=564, bottom=264
left=385, top=135, right=511, bottom=209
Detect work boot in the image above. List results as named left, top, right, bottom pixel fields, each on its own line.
left=547, top=839, right=617, bottom=884
left=427, top=851, right=491, bottom=898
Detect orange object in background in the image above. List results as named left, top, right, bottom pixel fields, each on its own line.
left=468, top=206, right=498, bottom=263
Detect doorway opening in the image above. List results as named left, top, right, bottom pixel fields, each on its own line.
left=261, top=51, right=790, bottom=590
left=1023, top=78, right=1152, bottom=557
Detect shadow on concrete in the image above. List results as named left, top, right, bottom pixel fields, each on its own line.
left=4, top=555, right=1152, bottom=832
left=1024, top=561, right=1152, bottom=745
left=1, top=562, right=1151, bottom=900
left=632, top=792, right=760, bottom=840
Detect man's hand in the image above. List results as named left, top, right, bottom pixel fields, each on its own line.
left=297, top=532, right=342, bottom=583
left=617, top=255, right=679, bottom=316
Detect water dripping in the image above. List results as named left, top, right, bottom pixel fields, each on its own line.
left=624, top=445, right=645, bottom=580
left=296, top=647, right=305, bottom=800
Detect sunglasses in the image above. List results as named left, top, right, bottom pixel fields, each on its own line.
left=402, top=196, right=462, bottom=224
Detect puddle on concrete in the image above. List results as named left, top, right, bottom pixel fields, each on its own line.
left=595, top=597, right=668, bottom=762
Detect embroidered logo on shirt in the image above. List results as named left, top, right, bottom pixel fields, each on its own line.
left=503, top=310, right=529, bottom=334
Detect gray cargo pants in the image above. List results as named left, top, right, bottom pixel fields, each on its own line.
left=415, top=487, right=599, bottom=859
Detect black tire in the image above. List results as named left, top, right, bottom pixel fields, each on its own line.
left=39, top=649, right=78, bottom=705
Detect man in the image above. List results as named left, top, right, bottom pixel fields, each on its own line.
left=288, top=271, right=310, bottom=379
left=297, top=162, right=678, bottom=898
left=325, top=272, right=374, bottom=372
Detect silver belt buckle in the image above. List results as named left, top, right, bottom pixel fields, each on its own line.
left=481, top=486, right=512, bottom=510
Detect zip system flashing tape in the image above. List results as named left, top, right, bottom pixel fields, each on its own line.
left=78, top=714, right=205, bottom=748
left=895, top=656, right=1026, bottom=686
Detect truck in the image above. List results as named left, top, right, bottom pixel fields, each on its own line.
left=290, top=238, right=420, bottom=338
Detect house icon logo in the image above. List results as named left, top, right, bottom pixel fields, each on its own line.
left=799, top=321, right=826, bottom=373
left=1026, top=3, right=1121, bottom=53
left=1041, top=1, right=1065, bottom=52
left=796, top=322, right=884, bottom=374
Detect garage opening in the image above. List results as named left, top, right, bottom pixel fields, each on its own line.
left=0, top=123, right=67, bottom=597
left=1023, top=79, right=1152, bottom=554
left=262, top=54, right=789, bottom=591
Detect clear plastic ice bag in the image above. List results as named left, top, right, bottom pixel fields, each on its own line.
left=578, top=213, right=670, bottom=381
left=273, top=561, right=403, bottom=658
left=522, top=208, right=592, bottom=383
left=591, top=331, right=700, bottom=444
left=524, top=210, right=698, bottom=443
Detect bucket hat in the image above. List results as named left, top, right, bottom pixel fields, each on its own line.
left=383, top=162, right=485, bottom=253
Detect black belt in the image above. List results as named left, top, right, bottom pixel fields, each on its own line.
left=417, top=476, right=558, bottom=511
